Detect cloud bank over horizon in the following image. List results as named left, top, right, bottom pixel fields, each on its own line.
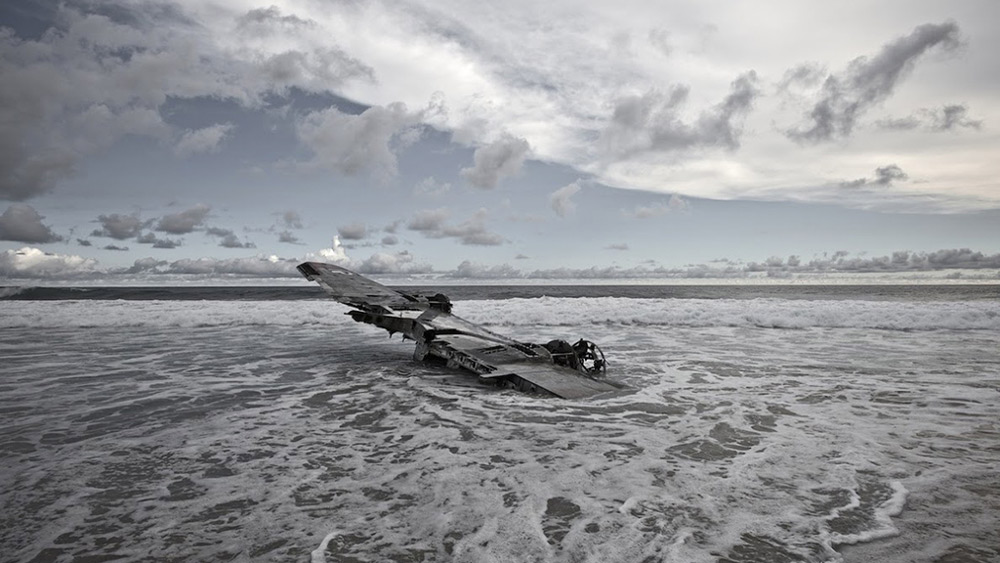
left=3, top=242, right=998, bottom=283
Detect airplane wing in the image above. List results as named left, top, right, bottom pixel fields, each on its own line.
left=297, top=261, right=427, bottom=312
left=297, top=261, right=620, bottom=399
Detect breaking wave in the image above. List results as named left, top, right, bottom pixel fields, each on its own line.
left=0, top=286, right=28, bottom=299
left=2, top=297, right=997, bottom=331
left=464, top=297, right=1000, bottom=331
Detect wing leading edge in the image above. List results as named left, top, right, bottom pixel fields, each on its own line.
left=298, top=261, right=619, bottom=399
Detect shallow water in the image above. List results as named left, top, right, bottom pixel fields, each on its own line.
left=1, top=298, right=998, bottom=562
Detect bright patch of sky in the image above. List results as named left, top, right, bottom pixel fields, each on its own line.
left=1, top=0, right=998, bottom=282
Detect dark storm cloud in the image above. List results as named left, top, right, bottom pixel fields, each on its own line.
left=77, top=238, right=92, bottom=246
left=281, top=210, right=303, bottom=229
left=237, top=6, right=315, bottom=29
left=601, top=71, right=759, bottom=158
left=0, top=204, right=63, bottom=243
left=786, top=22, right=962, bottom=143
left=338, top=222, right=369, bottom=240
left=0, top=147, right=75, bottom=201
left=205, top=227, right=231, bottom=237
left=873, top=164, right=908, bottom=186
left=460, top=134, right=530, bottom=189
left=839, top=165, right=908, bottom=188
left=875, top=116, right=922, bottom=131
left=877, top=104, right=982, bottom=132
left=278, top=230, right=300, bottom=244
left=407, top=208, right=505, bottom=246
left=932, top=104, right=982, bottom=131
left=0, top=4, right=376, bottom=201
left=92, top=213, right=145, bottom=239
left=155, top=204, right=210, bottom=234
left=152, top=238, right=180, bottom=249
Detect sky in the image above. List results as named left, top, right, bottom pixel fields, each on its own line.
left=1, top=0, right=999, bottom=283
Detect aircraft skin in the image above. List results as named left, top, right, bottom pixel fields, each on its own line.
left=297, top=261, right=620, bottom=399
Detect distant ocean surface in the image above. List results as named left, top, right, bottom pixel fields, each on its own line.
left=3, top=283, right=998, bottom=301
left=2, top=284, right=998, bottom=562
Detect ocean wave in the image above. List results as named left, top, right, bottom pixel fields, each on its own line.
left=460, top=297, right=1000, bottom=331
left=2, top=297, right=997, bottom=331
left=0, top=286, right=28, bottom=299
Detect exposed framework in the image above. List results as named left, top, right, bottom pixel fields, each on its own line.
left=297, top=261, right=619, bottom=399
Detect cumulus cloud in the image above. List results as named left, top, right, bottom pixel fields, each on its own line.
left=155, top=204, right=211, bottom=234
left=381, top=235, right=399, bottom=246
left=601, top=71, right=759, bottom=158
left=434, top=248, right=1000, bottom=280
left=0, top=247, right=97, bottom=278
left=206, top=227, right=256, bottom=249
left=92, top=212, right=144, bottom=239
left=786, top=22, right=962, bottom=142
left=125, top=257, right=167, bottom=274
left=605, top=243, right=629, bottom=251
left=0, top=204, right=63, bottom=243
left=448, top=261, right=523, bottom=279
left=338, top=222, right=369, bottom=240
left=550, top=181, right=582, bottom=218
left=460, top=134, right=530, bottom=189
left=407, top=208, right=504, bottom=246
left=407, top=208, right=450, bottom=233
left=77, top=238, right=92, bottom=246
left=296, top=103, right=420, bottom=181
left=164, top=255, right=298, bottom=276
left=357, top=250, right=432, bottom=275
left=219, top=234, right=255, bottom=249
left=173, top=123, right=234, bottom=157
left=306, top=236, right=351, bottom=267
left=104, top=244, right=129, bottom=251
left=745, top=248, right=1000, bottom=274
left=137, top=232, right=181, bottom=248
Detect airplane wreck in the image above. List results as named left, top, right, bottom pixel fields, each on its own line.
left=297, top=261, right=620, bottom=399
